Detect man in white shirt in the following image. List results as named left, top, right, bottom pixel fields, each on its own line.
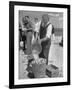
left=34, top=17, right=41, bottom=33
left=32, top=18, right=41, bottom=44
left=39, top=14, right=53, bottom=65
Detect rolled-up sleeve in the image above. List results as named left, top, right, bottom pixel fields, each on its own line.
left=46, top=24, right=52, bottom=38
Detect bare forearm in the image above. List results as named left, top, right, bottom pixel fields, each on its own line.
left=41, top=37, right=49, bottom=42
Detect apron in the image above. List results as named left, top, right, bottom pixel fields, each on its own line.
left=24, top=21, right=33, bottom=55
left=26, top=30, right=33, bottom=55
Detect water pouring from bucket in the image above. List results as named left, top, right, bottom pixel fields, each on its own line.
left=32, top=34, right=42, bottom=53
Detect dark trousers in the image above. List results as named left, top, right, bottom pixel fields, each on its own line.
left=22, top=35, right=26, bottom=50
left=39, top=39, right=51, bottom=65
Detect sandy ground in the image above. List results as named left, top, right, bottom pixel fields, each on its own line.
left=49, top=36, right=63, bottom=68
left=19, top=36, right=63, bottom=79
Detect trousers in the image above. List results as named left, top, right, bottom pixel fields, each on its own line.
left=39, top=39, right=51, bottom=65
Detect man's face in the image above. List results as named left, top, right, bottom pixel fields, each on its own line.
left=34, top=18, right=38, bottom=23
left=43, top=17, right=48, bottom=24
left=42, top=14, right=49, bottom=25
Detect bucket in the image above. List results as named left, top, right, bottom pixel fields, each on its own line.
left=32, top=58, right=46, bottom=78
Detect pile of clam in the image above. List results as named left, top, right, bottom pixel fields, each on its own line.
left=31, top=58, right=46, bottom=64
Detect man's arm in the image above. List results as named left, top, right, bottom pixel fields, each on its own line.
left=20, top=21, right=26, bottom=31
left=40, top=37, right=49, bottom=42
